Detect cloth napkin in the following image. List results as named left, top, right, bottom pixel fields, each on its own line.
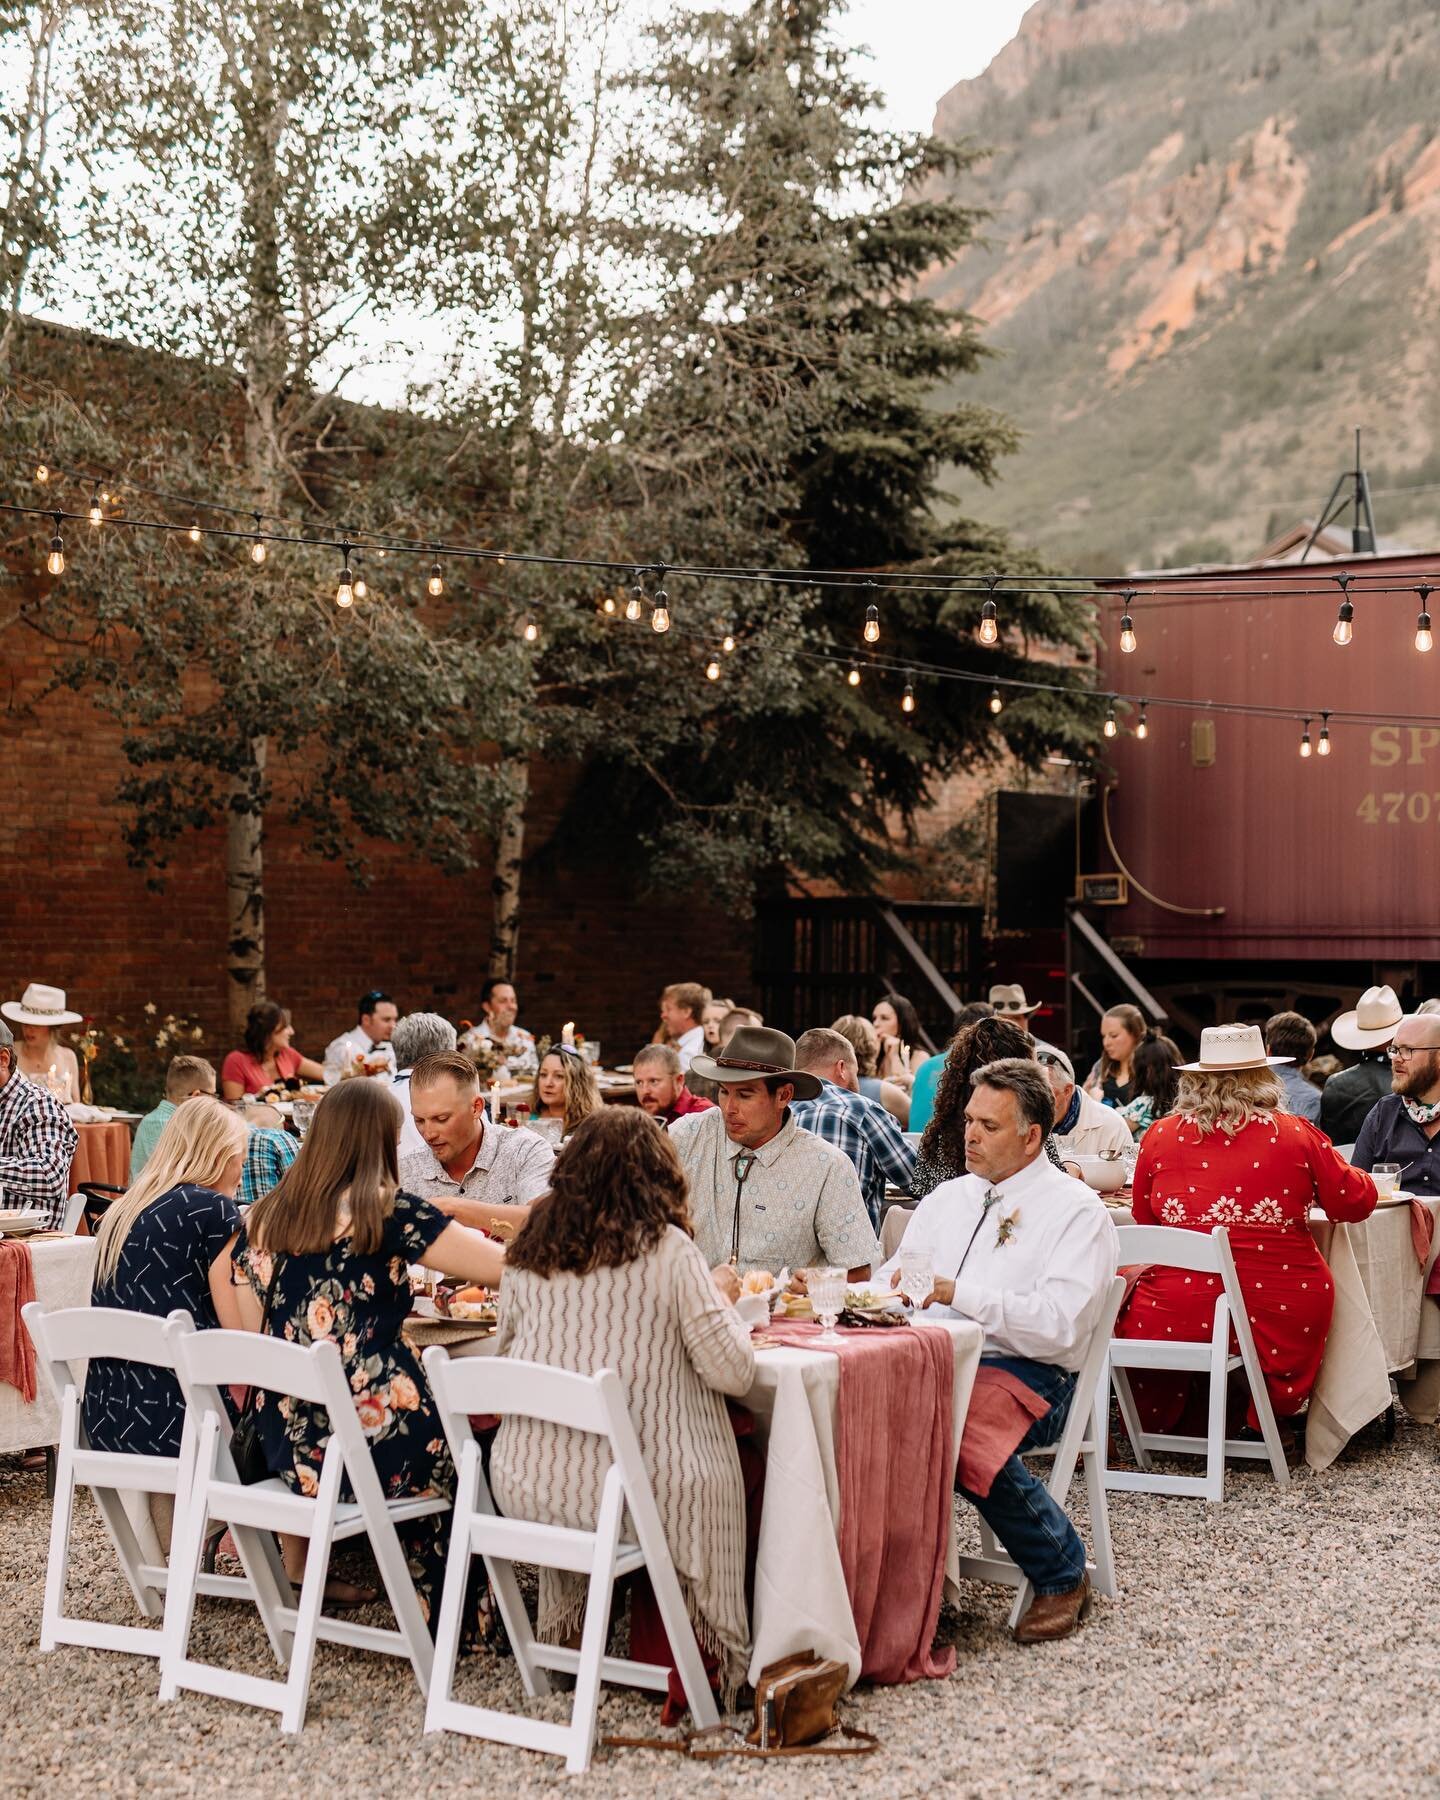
left=760, top=1320, right=956, bottom=1684
left=954, top=1365, right=1053, bottom=1498
left=0, top=1239, right=38, bottom=1403
left=1408, top=1199, right=1434, bottom=1273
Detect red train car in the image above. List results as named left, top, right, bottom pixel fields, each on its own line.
left=1081, top=551, right=1440, bottom=1043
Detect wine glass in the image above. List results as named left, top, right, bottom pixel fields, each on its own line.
left=291, top=1097, right=316, bottom=1139
left=810, top=1267, right=845, bottom=1345
left=898, top=1246, right=934, bottom=1314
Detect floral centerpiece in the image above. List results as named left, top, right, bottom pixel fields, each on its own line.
left=78, top=1004, right=206, bottom=1112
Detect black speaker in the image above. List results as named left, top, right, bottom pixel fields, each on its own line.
left=995, top=793, right=1074, bottom=931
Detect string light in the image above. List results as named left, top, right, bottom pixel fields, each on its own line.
left=34, top=463, right=47, bottom=483
left=46, top=514, right=64, bottom=575
left=88, top=489, right=102, bottom=526
left=989, top=687, right=1003, bottom=714
left=722, top=632, right=736, bottom=654
left=250, top=513, right=267, bottom=564
left=1136, top=701, right=1149, bottom=740
left=1332, top=572, right=1353, bottom=646
left=352, top=566, right=367, bottom=601
left=335, top=547, right=354, bottom=608
left=100, top=489, right=112, bottom=505
left=1317, top=711, right=1331, bottom=757
left=847, top=661, right=861, bottom=686
left=1299, top=717, right=1312, bottom=758
left=1119, top=591, right=1137, bottom=654
left=601, top=593, right=616, bottom=615
left=427, top=559, right=443, bottom=597
left=188, top=519, right=201, bottom=542
left=651, top=591, right=671, bottom=633
left=626, top=569, right=645, bottom=621
left=863, top=605, right=880, bottom=643
left=978, top=574, right=1000, bottom=646
left=901, top=672, right=916, bottom=714
left=706, top=658, right=721, bottom=681
left=1103, top=701, right=1118, bottom=738
left=520, top=615, right=539, bottom=642
left=1417, top=584, right=1434, bottom=653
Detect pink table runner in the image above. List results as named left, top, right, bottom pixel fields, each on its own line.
left=760, top=1321, right=955, bottom=1683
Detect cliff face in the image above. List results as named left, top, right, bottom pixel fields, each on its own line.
left=925, top=0, right=1440, bottom=571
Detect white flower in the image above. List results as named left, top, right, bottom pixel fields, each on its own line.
left=143, top=1002, right=157, bottom=1016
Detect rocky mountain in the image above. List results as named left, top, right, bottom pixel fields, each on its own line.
left=925, top=0, right=1440, bottom=572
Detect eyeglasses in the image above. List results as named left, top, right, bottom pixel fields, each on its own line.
left=1387, top=1044, right=1439, bottom=1061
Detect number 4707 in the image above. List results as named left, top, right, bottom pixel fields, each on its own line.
left=1356, top=792, right=1440, bottom=824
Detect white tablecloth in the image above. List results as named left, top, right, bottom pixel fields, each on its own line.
left=742, top=1318, right=983, bottom=1689
left=0, top=1236, right=98, bottom=1455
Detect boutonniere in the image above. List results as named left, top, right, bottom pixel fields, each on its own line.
left=994, top=1207, right=1020, bottom=1248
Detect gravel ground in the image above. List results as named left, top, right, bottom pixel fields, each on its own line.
left=3, top=1416, right=1439, bottom=1798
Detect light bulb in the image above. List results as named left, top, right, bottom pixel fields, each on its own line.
left=496, top=555, right=506, bottom=568
left=250, top=515, right=267, bottom=564
left=863, top=605, right=880, bottom=644
left=1103, top=705, right=1117, bottom=739
left=353, top=572, right=367, bottom=600
left=47, top=533, right=64, bottom=576
left=651, top=591, right=671, bottom=632
left=1136, top=706, right=1149, bottom=740
left=722, top=633, right=735, bottom=654
left=602, top=594, right=616, bottom=615
left=427, top=561, right=444, bottom=597
left=1332, top=599, right=1353, bottom=646
left=989, top=688, right=1003, bottom=715
left=1418, top=594, right=1434, bottom=651
left=100, top=489, right=111, bottom=504
left=901, top=684, right=916, bottom=714
left=88, top=491, right=102, bottom=525
left=336, top=563, right=354, bottom=608
left=34, top=463, right=48, bottom=483
left=847, top=662, right=861, bottom=687
left=706, top=658, right=721, bottom=681
left=1318, top=715, right=1331, bottom=756
left=521, top=616, right=539, bottom=642
left=1299, top=720, right=1312, bottom=758
left=188, top=520, right=201, bottom=542
left=624, top=595, right=643, bottom=622
left=978, top=599, right=999, bottom=645
left=1119, top=614, right=1137, bottom=654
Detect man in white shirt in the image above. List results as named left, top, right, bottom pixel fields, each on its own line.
left=658, top=981, right=710, bottom=1071
left=1037, top=1044, right=1133, bottom=1163
left=389, top=1012, right=457, bottom=1159
left=400, top=1050, right=554, bottom=1233
left=457, top=978, right=536, bottom=1072
left=875, top=1057, right=1115, bottom=1645
left=322, top=989, right=399, bottom=1085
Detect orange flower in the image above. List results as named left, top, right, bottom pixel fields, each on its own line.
left=388, top=1372, right=420, bottom=1412
left=297, top=1466, right=319, bottom=1498
left=355, top=1393, right=389, bottom=1434
left=307, top=1296, right=336, bottom=1338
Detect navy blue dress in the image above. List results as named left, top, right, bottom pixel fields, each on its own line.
left=84, top=1182, right=242, bottom=1457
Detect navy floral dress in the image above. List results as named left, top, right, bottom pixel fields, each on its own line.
left=233, top=1190, right=460, bottom=1623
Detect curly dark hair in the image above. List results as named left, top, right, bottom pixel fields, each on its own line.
left=920, top=1015, right=1034, bottom=1174
left=505, top=1107, right=694, bottom=1278
left=242, top=1000, right=291, bottom=1060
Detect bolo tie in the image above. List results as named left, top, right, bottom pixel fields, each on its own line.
left=729, top=1150, right=757, bottom=1267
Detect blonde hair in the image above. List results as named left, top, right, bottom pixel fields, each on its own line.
left=831, top=1014, right=880, bottom=1078
left=96, top=1097, right=247, bottom=1285
left=1172, top=1067, right=1285, bottom=1137
left=530, top=1049, right=604, bottom=1135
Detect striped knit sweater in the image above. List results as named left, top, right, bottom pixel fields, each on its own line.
left=490, top=1227, right=756, bottom=1692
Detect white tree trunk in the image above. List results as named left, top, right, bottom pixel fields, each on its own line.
left=225, top=735, right=267, bottom=1035
left=488, top=755, right=529, bottom=979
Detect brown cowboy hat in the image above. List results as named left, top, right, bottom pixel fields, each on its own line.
left=688, top=1026, right=823, bottom=1100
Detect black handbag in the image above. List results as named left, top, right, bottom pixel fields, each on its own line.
left=228, top=1252, right=286, bottom=1485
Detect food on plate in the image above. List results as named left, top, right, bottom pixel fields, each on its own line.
left=740, top=1269, right=776, bottom=1297
left=844, top=1289, right=882, bottom=1310
left=455, top=1285, right=492, bottom=1305
left=778, top=1292, right=813, bottom=1319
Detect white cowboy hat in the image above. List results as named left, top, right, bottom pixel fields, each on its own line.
left=1177, top=1023, right=1292, bottom=1074
left=1330, top=985, right=1403, bottom=1051
left=1, top=983, right=83, bottom=1028
left=988, top=983, right=1043, bottom=1017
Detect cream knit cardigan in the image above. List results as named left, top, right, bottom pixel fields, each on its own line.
left=490, top=1226, right=757, bottom=1692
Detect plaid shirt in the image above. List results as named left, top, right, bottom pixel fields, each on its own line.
left=788, top=1080, right=916, bottom=1226
left=0, top=1069, right=78, bottom=1229
left=239, top=1125, right=299, bottom=1208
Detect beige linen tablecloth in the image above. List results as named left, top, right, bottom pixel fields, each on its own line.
left=0, top=1236, right=98, bottom=1455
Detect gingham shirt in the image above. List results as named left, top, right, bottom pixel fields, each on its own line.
left=399, top=1119, right=554, bottom=1208
left=667, top=1106, right=879, bottom=1276
left=0, top=1069, right=78, bottom=1229
left=788, top=1080, right=917, bottom=1226
left=239, top=1125, right=299, bottom=1208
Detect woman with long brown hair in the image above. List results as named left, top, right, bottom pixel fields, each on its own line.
left=1084, top=1003, right=1149, bottom=1109
left=527, top=1045, right=604, bottom=1138
left=913, top=1014, right=1038, bottom=1197
left=233, top=1079, right=503, bottom=1617
left=491, top=1107, right=756, bottom=1713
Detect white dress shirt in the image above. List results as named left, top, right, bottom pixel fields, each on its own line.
left=675, top=1024, right=705, bottom=1071
left=1054, top=1088, right=1134, bottom=1161
left=873, top=1153, right=1116, bottom=1370
left=322, top=1027, right=396, bottom=1086
left=390, top=1069, right=426, bottom=1159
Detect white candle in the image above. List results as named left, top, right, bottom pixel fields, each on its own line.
left=561, top=1021, right=575, bottom=1046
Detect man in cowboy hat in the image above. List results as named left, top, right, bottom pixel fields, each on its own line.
left=988, top=984, right=1044, bottom=1019
left=1321, top=986, right=1404, bottom=1144
left=668, top=1026, right=879, bottom=1282
left=1352, top=1011, right=1440, bottom=1200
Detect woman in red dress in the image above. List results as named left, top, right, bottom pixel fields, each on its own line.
left=1116, top=1025, right=1377, bottom=1431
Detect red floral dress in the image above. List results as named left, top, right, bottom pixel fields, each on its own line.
left=1116, top=1111, right=1377, bottom=1428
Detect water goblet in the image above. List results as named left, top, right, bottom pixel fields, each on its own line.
left=291, top=1097, right=316, bottom=1140
left=810, top=1267, right=846, bottom=1345
left=898, top=1245, right=934, bottom=1314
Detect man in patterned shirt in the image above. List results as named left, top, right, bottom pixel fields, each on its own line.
left=669, top=1026, right=878, bottom=1282
left=0, top=1017, right=77, bottom=1229
left=400, top=1050, right=554, bottom=1234
left=788, top=1028, right=916, bottom=1226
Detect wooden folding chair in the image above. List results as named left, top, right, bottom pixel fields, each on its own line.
left=160, top=1325, right=450, bottom=1732
left=421, top=1348, right=720, bottom=1774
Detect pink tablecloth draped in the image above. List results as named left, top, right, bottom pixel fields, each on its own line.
left=761, top=1321, right=955, bottom=1684
left=0, top=1239, right=38, bottom=1403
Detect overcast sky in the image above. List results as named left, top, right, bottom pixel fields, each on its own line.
left=845, top=0, right=1032, bottom=132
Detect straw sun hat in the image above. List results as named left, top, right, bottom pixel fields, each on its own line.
left=1, top=982, right=83, bottom=1028
left=1176, top=1023, right=1292, bottom=1074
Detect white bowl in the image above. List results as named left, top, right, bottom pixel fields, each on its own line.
left=1073, top=1155, right=1127, bottom=1194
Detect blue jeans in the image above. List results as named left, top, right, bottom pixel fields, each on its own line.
left=957, top=1355, right=1086, bottom=1597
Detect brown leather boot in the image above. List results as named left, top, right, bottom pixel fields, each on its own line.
left=1013, top=1575, right=1091, bottom=1645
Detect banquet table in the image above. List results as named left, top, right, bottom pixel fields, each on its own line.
left=67, top=1120, right=132, bottom=1195
left=0, top=1235, right=98, bottom=1455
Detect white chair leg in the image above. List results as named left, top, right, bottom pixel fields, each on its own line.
left=1084, top=1392, right=1117, bottom=1600
left=487, top=1555, right=550, bottom=1698
left=280, top=1473, right=341, bottom=1736
left=565, top=1477, right=625, bottom=1775
left=157, top=1429, right=214, bottom=1702
left=1204, top=1307, right=1230, bottom=1503
left=1110, top=1366, right=1152, bottom=1471
left=425, top=1448, right=479, bottom=1735
left=362, top=1495, right=436, bottom=1700
left=39, top=1434, right=79, bottom=1653
left=228, top=1523, right=298, bottom=1668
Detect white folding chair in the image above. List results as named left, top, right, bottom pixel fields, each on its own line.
left=23, top=1303, right=257, bottom=1660
left=421, top=1349, right=720, bottom=1774
left=1103, top=1224, right=1289, bottom=1501
left=160, top=1326, right=450, bottom=1732
left=956, top=1275, right=1125, bottom=1629
left=57, top=1191, right=88, bottom=1235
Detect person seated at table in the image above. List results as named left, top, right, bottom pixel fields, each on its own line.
left=1114, top=1035, right=1182, bottom=1141
left=872, top=993, right=922, bottom=1091
left=830, top=1014, right=910, bottom=1127
left=234, top=1079, right=504, bottom=1617
left=390, top=1012, right=457, bottom=1158
left=873, top=1058, right=1115, bottom=1644
left=1321, top=985, right=1403, bottom=1145
left=401, top=1050, right=554, bottom=1235
left=131, top=1053, right=217, bottom=1178
left=633, top=1043, right=714, bottom=1124
left=669, top=1026, right=878, bottom=1286
left=528, top=1045, right=604, bottom=1138
left=701, top=997, right=735, bottom=1049
left=458, top=977, right=536, bottom=1071
left=238, top=1098, right=300, bottom=1207
left=1352, top=1010, right=1440, bottom=1199
left=1038, top=1045, right=1132, bottom=1164
left=1, top=983, right=84, bottom=1103
left=788, top=1028, right=916, bottom=1227
left=1266, top=1012, right=1322, bottom=1123
left=86, top=1098, right=249, bottom=1479
left=321, top=988, right=398, bottom=1085
left=491, top=1107, right=757, bottom=1711
left=914, top=1015, right=1050, bottom=1198
left=905, top=1001, right=994, bottom=1134
left=0, top=1017, right=77, bottom=1230
left=1115, top=1024, right=1377, bottom=1441
left=1083, top=1004, right=1148, bottom=1109
left=220, top=1001, right=325, bottom=1101
left=658, top=982, right=711, bottom=1070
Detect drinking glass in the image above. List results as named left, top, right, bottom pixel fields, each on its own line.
left=899, top=1246, right=934, bottom=1313
left=581, top=1041, right=601, bottom=1066
left=291, top=1098, right=316, bottom=1139
left=1372, top=1162, right=1402, bottom=1198
left=809, top=1267, right=845, bottom=1344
